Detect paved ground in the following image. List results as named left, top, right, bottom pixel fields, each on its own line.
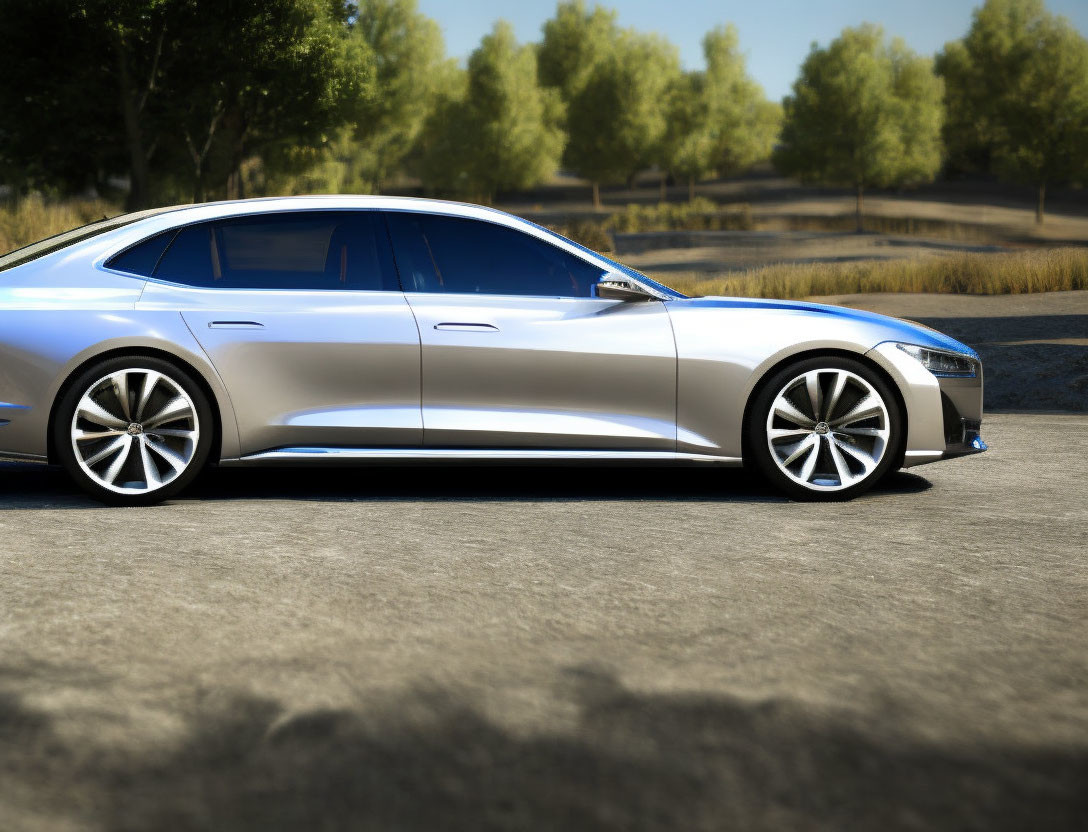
left=0, top=413, right=1085, bottom=830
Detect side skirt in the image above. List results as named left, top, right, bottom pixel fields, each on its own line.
left=220, top=447, right=744, bottom=468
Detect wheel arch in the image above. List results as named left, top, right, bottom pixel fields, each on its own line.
left=739, top=347, right=909, bottom=467
left=46, top=347, right=225, bottom=466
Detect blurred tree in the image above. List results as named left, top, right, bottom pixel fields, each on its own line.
left=537, top=0, right=619, bottom=102
left=415, top=22, right=563, bottom=202
left=565, top=32, right=680, bottom=208
left=937, top=0, right=1088, bottom=223
left=661, top=26, right=780, bottom=202
left=0, top=0, right=364, bottom=207
left=0, top=0, right=171, bottom=206
left=775, top=25, right=944, bottom=231
left=346, top=0, right=456, bottom=193
left=169, top=0, right=368, bottom=201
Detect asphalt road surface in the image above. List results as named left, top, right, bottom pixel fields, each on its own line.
left=1, top=413, right=1085, bottom=831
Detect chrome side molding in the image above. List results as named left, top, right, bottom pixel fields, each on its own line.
left=221, top=447, right=744, bottom=467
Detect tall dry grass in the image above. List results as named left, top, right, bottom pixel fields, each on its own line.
left=658, top=248, right=1088, bottom=298
left=0, top=196, right=118, bottom=255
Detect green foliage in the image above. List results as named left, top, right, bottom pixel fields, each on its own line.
left=168, top=0, right=369, bottom=201
left=414, top=22, right=564, bottom=201
left=565, top=32, right=680, bottom=199
left=661, top=26, right=780, bottom=199
left=662, top=248, right=1088, bottom=299
left=537, top=0, right=620, bottom=102
left=0, top=0, right=366, bottom=207
left=774, top=25, right=944, bottom=217
left=937, top=0, right=1088, bottom=221
left=348, top=0, right=456, bottom=192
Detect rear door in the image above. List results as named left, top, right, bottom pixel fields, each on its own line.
left=384, top=211, right=677, bottom=451
left=137, top=210, right=421, bottom=455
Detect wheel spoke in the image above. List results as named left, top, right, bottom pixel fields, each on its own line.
left=827, top=437, right=855, bottom=486
left=77, top=396, right=127, bottom=430
left=102, top=435, right=134, bottom=484
left=798, top=441, right=820, bottom=482
left=830, top=395, right=883, bottom=428
left=805, top=372, right=823, bottom=421
left=146, top=427, right=196, bottom=440
left=74, top=428, right=123, bottom=442
left=134, top=371, right=162, bottom=421
left=824, top=372, right=849, bottom=422
left=146, top=439, right=189, bottom=474
left=143, top=397, right=193, bottom=428
left=837, top=426, right=888, bottom=439
left=110, top=372, right=132, bottom=420
left=138, top=438, right=163, bottom=489
left=779, top=433, right=818, bottom=467
left=769, top=428, right=810, bottom=441
left=773, top=396, right=815, bottom=427
left=82, top=435, right=129, bottom=466
left=833, top=437, right=876, bottom=474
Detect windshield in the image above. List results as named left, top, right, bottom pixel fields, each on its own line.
left=523, top=218, right=688, bottom=299
left=0, top=205, right=181, bottom=273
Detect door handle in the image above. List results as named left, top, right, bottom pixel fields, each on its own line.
left=433, top=322, right=499, bottom=332
left=208, top=321, right=265, bottom=329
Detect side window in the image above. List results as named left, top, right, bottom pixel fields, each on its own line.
left=384, top=212, right=604, bottom=298
left=152, top=211, right=397, bottom=290
left=104, top=230, right=176, bottom=276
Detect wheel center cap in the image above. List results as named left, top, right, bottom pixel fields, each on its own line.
left=814, top=421, right=830, bottom=435
left=126, top=422, right=144, bottom=436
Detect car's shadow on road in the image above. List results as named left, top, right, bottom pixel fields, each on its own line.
left=0, top=461, right=932, bottom=509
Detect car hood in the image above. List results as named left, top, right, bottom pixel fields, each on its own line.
left=667, top=296, right=978, bottom=357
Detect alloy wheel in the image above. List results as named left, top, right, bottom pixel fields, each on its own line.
left=69, top=368, right=200, bottom=495
left=765, top=368, right=891, bottom=492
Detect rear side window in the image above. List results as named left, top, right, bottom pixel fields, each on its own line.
left=384, top=212, right=604, bottom=298
left=152, top=211, right=398, bottom=291
left=105, top=230, right=176, bottom=276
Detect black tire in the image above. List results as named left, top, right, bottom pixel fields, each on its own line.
left=53, top=356, right=214, bottom=505
left=745, top=355, right=904, bottom=501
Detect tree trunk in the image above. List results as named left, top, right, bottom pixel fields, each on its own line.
left=112, top=33, right=149, bottom=210
left=855, top=184, right=864, bottom=233
left=592, top=182, right=601, bottom=210
left=1036, top=183, right=1046, bottom=225
left=688, top=176, right=696, bottom=204
left=660, top=172, right=667, bottom=201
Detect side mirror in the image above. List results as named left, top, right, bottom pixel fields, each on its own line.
left=594, top=275, right=655, bottom=302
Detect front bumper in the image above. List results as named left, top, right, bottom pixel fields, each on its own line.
left=866, top=342, right=986, bottom=468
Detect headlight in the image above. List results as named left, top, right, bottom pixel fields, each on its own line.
left=896, top=343, right=978, bottom=377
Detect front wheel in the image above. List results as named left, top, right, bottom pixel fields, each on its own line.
left=54, top=356, right=214, bottom=505
left=746, top=356, right=903, bottom=501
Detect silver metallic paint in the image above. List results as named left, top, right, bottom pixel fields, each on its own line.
left=404, top=293, right=676, bottom=449
left=0, top=195, right=984, bottom=476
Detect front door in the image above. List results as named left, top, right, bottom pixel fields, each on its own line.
left=384, top=211, right=676, bottom=450
left=137, top=210, right=421, bottom=455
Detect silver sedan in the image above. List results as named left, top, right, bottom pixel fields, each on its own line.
left=0, top=196, right=985, bottom=504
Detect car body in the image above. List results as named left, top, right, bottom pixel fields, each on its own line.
left=0, top=195, right=985, bottom=503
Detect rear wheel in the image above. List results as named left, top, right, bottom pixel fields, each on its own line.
left=747, top=356, right=903, bottom=501
left=54, top=356, right=213, bottom=505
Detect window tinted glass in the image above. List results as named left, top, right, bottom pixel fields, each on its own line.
left=0, top=206, right=180, bottom=273
left=153, top=211, right=397, bottom=291
left=385, top=212, right=603, bottom=297
left=105, top=230, right=176, bottom=276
